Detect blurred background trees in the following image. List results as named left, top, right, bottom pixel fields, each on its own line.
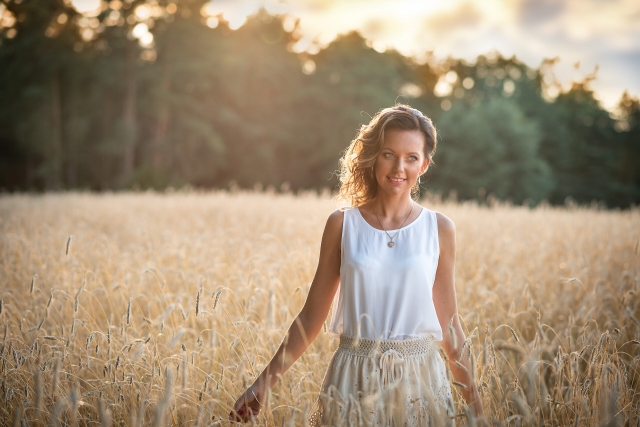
left=0, top=0, right=638, bottom=207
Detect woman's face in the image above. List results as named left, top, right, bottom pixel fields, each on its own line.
left=374, top=129, right=430, bottom=197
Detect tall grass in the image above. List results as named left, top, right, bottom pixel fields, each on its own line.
left=0, top=191, right=638, bottom=426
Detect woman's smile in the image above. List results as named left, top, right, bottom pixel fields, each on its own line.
left=388, top=176, right=406, bottom=185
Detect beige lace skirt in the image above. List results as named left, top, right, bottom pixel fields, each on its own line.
left=309, top=335, right=454, bottom=427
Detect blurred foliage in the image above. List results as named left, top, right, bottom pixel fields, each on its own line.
left=433, top=98, right=553, bottom=203
left=0, top=0, right=638, bottom=207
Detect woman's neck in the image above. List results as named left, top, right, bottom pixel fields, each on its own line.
left=368, top=194, right=415, bottom=219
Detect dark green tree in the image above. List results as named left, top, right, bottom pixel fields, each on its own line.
left=0, top=0, right=82, bottom=189
left=0, top=4, right=637, bottom=207
left=429, top=98, right=553, bottom=203
left=614, top=92, right=640, bottom=205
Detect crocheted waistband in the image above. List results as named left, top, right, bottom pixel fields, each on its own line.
left=337, top=334, right=436, bottom=358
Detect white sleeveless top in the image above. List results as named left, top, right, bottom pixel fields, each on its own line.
left=328, top=206, right=443, bottom=341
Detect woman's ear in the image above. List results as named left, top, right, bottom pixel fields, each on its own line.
left=420, top=158, right=430, bottom=174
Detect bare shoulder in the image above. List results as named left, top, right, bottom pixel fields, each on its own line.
left=323, top=209, right=344, bottom=240
left=434, top=211, right=456, bottom=247
left=435, top=211, right=455, bottom=233
left=326, top=209, right=345, bottom=229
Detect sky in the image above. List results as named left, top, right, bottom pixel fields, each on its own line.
left=71, top=0, right=640, bottom=112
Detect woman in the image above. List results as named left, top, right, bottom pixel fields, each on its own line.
left=230, top=105, right=484, bottom=426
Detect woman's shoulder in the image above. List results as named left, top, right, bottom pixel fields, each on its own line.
left=325, top=209, right=345, bottom=231
left=431, top=210, right=456, bottom=246
left=433, top=211, right=455, bottom=231
left=419, top=207, right=455, bottom=231
left=319, top=209, right=345, bottom=247
left=328, top=208, right=346, bottom=220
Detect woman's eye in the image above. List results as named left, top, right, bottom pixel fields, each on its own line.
left=409, top=156, right=418, bottom=161
left=383, top=153, right=393, bottom=158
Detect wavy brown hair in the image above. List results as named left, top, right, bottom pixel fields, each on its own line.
left=336, top=104, right=438, bottom=207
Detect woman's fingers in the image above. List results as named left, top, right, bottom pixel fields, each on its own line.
left=229, top=406, right=260, bottom=423
left=229, top=408, right=244, bottom=423
left=229, top=389, right=262, bottom=423
left=229, top=393, right=249, bottom=423
left=229, top=406, right=250, bottom=423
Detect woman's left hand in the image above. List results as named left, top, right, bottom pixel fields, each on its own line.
left=229, top=385, right=264, bottom=423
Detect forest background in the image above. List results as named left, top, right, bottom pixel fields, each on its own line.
left=1, top=0, right=639, bottom=207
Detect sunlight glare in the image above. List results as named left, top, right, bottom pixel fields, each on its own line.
left=202, top=2, right=222, bottom=17
left=0, top=6, right=16, bottom=29
left=302, top=59, right=316, bottom=75
left=140, top=32, right=154, bottom=47
left=282, top=15, right=296, bottom=32
left=265, top=0, right=288, bottom=15
left=399, top=83, right=422, bottom=98
left=207, top=17, right=219, bottom=28
left=70, top=0, right=101, bottom=15
left=462, top=77, right=475, bottom=89
left=434, top=80, right=453, bottom=97
left=132, top=23, right=149, bottom=39
left=546, top=85, right=560, bottom=99
left=166, top=3, right=177, bottom=14
left=227, top=14, right=247, bottom=30
left=292, top=36, right=312, bottom=53
left=503, top=79, right=515, bottom=96
left=202, top=0, right=259, bottom=30
left=135, top=5, right=151, bottom=21
left=372, top=41, right=386, bottom=53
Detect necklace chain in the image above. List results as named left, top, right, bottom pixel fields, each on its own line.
left=373, top=202, right=415, bottom=248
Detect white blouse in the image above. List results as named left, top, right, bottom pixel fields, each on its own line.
left=328, top=206, right=443, bottom=341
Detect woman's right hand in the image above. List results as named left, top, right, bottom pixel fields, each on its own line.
left=229, top=385, right=265, bottom=423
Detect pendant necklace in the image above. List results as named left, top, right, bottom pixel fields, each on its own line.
left=373, top=202, right=415, bottom=248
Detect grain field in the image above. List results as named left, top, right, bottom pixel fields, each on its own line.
left=0, top=191, right=638, bottom=426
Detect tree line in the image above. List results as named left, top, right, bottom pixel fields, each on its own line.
left=1, top=0, right=639, bottom=207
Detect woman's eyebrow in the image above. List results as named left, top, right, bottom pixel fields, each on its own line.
left=381, top=148, right=420, bottom=156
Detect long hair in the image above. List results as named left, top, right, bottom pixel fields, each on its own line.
left=336, top=104, right=438, bottom=207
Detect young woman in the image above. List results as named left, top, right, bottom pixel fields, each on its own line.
left=230, top=105, right=484, bottom=426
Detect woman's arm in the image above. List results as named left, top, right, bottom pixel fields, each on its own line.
left=230, top=210, right=343, bottom=422
left=433, top=212, right=484, bottom=419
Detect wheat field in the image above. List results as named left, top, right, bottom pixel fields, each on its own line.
left=0, top=191, right=638, bottom=426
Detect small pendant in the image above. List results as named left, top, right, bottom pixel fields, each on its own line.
left=387, top=241, right=395, bottom=248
